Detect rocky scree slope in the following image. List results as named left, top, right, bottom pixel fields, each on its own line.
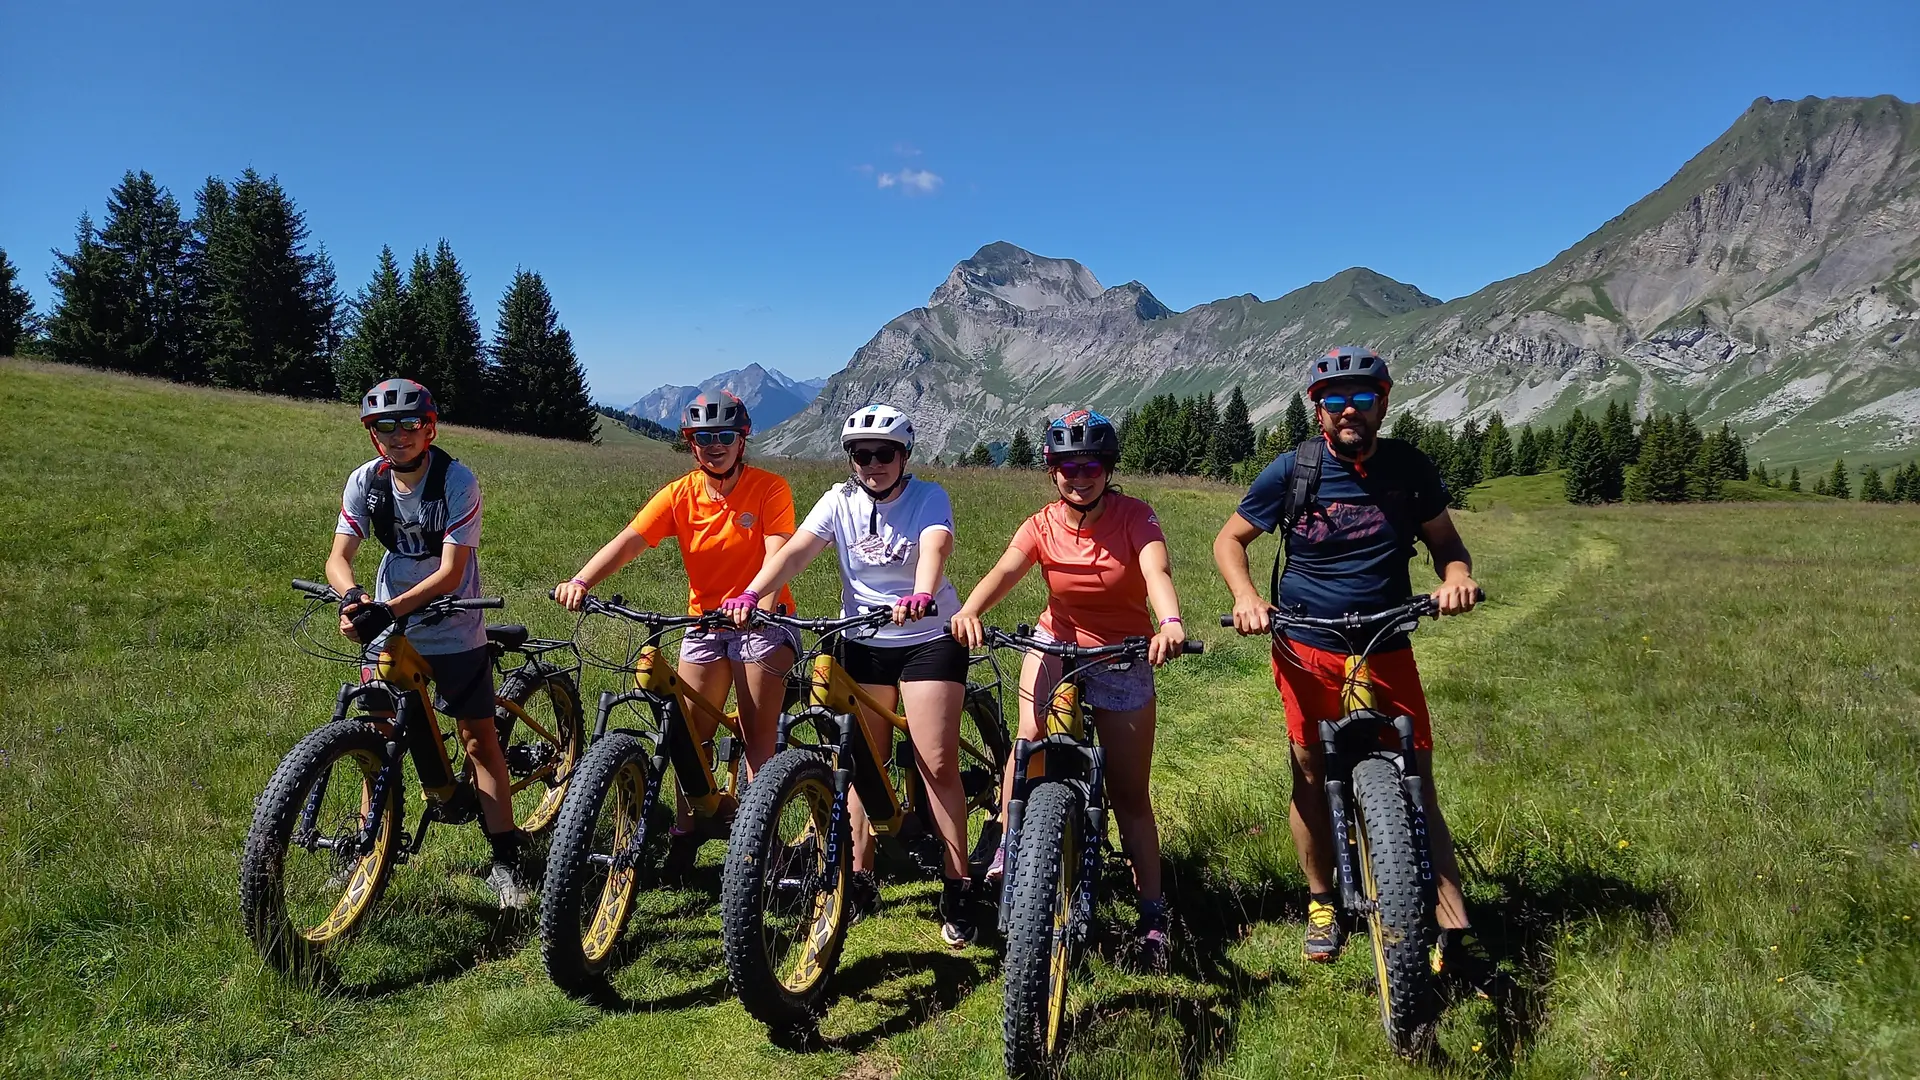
left=763, top=97, right=1919, bottom=466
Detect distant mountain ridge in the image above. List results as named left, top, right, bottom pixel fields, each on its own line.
left=626, top=363, right=827, bottom=431
left=764, top=95, right=1920, bottom=467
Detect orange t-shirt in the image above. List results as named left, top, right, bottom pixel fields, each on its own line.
left=629, top=466, right=797, bottom=616
left=1010, top=492, right=1167, bottom=646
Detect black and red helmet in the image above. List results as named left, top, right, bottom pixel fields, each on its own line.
left=1043, top=408, right=1121, bottom=466
left=1307, top=346, right=1393, bottom=397
left=682, top=390, right=751, bottom=437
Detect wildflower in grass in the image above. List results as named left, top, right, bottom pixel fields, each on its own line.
left=1472, top=1042, right=1483, bottom=1053
left=1617, top=839, right=1630, bottom=849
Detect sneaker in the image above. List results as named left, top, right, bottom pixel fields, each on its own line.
left=1430, top=927, right=1492, bottom=996
left=847, top=870, right=881, bottom=925
left=484, top=860, right=535, bottom=911
left=939, top=878, right=978, bottom=948
left=983, top=843, right=1007, bottom=888
left=663, top=827, right=702, bottom=881
left=1133, top=898, right=1170, bottom=974
left=1303, top=898, right=1346, bottom=963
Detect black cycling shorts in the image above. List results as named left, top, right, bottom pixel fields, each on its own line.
left=840, top=635, right=969, bottom=687
left=361, top=646, right=496, bottom=720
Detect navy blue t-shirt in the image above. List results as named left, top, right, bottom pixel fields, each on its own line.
left=1236, top=438, right=1450, bottom=654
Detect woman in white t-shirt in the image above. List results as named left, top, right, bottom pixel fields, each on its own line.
left=722, top=404, right=977, bottom=947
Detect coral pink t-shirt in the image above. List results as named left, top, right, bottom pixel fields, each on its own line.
left=1010, top=493, right=1167, bottom=646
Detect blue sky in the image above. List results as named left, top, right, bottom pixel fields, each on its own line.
left=4, top=1, right=1916, bottom=404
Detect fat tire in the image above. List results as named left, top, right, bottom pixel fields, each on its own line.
left=539, top=731, right=653, bottom=1001
left=1002, top=781, right=1085, bottom=1079
left=239, top=719, right=402, bottom=973
left=495, top=662, right=585, bottom=835
left=720, top=748, right=848, bottom=1032
left=1351, top=755, right=1436, bottom=1054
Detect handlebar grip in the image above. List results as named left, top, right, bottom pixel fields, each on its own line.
left=1473, top=587, right=1487, bottom=602
left=291, top=579, right=331, bottom=595
left=1218, top=614, right=1234, bottom=627
left=458, top=597, right=507, bottom=609
left=1183, top=641, right=1205, bottom=655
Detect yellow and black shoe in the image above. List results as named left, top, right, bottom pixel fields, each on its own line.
left=1430, top=927, right=1492, bottom=997
left=1303, top=897, right=1346, bottom=963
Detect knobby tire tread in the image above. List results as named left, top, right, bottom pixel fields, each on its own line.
left=539, top=731, right=650, bottom=1002
left=1351, top=755, right=1436, bottom=1054
left=1002, top=781, right=1083, bottom=1080
left=239, top=719, right=400, bottom=973
left=720, top=748, right=845, bottom=1033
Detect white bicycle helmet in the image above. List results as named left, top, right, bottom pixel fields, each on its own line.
left=840, top=404, right=915, bottom=454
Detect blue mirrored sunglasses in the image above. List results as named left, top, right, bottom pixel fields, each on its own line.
left=1315, top=392, right=1379, bottom=413
left=691, top=430, right=741, bottom=446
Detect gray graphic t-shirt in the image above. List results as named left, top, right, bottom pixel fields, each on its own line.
left=335, top=456, right=486, bottom=655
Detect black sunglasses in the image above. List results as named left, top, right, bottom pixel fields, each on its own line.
left=369, top=416, right=429, bottom=434
left=691, top=430, right=741, bottom=446
left=1315, top=392, right=1379, bottom=413
left=849, top=446, right=901, bottom=466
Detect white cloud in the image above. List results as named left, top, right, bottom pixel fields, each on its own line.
left=877, top=167, right=942, bottom=194
left=893, top=142, right=922, bottom=157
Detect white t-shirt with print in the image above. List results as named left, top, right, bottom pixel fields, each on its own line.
left=798, top=476, right=962, bottom=646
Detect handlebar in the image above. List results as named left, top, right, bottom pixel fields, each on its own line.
left=752, top=604, right=908, bottom=636
left=553, top=588, right=723, bottom=631
left=984, top=626, right=1204, bottom=660
left=1217, top=589, right=1484, bottom=632
left=290, top=579, right=502, bottom=623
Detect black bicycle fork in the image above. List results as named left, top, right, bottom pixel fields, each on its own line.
left=1318, top=711, right=1438, bottom=915
left=997, top=735, right=1106, bottom=935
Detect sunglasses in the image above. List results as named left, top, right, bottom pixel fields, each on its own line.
left=369, top=416, right=429, bottom=434
left=1315, top=392, right=1379, bottom=413
left=691, top=430, right=741, bottom=447
left=849, top=446, right=901, bottom=467
left=1054, top=460, right=1108, bottom=480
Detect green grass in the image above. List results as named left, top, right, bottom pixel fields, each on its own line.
left=3, top=359, right=1919, bottom=1078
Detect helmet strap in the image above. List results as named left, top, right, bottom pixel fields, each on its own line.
left=857, top=472, right=909, bottom=532
left=369, top=430, right=429, bottom=474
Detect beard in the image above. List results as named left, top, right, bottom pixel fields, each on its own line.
left=1328, top=421, right=1377, bottom=459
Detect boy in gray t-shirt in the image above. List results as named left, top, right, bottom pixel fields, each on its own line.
left=325, top=378, right=531, bottom=909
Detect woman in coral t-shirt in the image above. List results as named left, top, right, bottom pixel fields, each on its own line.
left=949, top=408, right=1188, bottom=969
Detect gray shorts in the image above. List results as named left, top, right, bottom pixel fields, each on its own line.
left=679, top=624, right=797, bottom=667
left=1032, top=628, right=1156, bottom=712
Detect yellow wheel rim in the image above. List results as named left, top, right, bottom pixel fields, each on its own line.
left=296, top=747, right=394, bottom=946
left=768, top=776, right=843, bottom=994
left=580, top=759, right=646, bottom=964
left=1355, top=817, right=1396, bottom=1031
left=1044, top=821, right=1078, bottom=1052
left=499, top=679, right=581, bottom=834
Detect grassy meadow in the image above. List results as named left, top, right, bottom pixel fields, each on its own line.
left=1, top=358, right=1917, bottom=1079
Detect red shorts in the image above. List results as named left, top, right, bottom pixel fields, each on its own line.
left=1272, top=639, right=1432, bottom=750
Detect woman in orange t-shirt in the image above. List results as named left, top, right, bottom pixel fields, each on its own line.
left=554, top=392, right=797, bottom=844
left=949, top=409, right=1187, bottom=969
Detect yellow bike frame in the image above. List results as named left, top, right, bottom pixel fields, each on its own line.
left=629, top=641, right=746, bottom=815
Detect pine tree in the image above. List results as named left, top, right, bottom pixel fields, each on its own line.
left=1388, top=411, right=1425, bottom=444
left=411, top=240, right=488, bottom=423
left=47, top=214, right=128, bottom=369
left=1902, top=462, right=1920, bottom=503
left=1688, top=438, right=1724, bottom=501
left=1184, top=393, right=1221, bottom=476
left=1711, top=423, right=1746, bottom=481
left=1787, top=466, right=1801, bottom=493
left=489, top=269, right=597, bottom=441
left=1512, top=425, right=1540, bottom=475
left=1539, top=422, right=1562, bottom=469
left=1447, top=419, right=1483, bottom=506
left=0, top=247, right=39, bottom=355
left=1416, top=423, right=1454, bottom=491
left=1752, top=461, right=1770, bottom=486
left=1634, top=412, right=1689, bottom=502
left=95, top=171, right=195, bottom=379
left=1601, top=400, right=1639, bottom=470
left=335, top=246, right=415, bottom=401
left=1859, top=466, right=1889, bottom=503
left=195, top=170, right=337, bottom=396
left=1210, top=385, right=1256, bottom=478
left=1479, top=413, right=1512, bottom=478
left=1005, top=428, right=1037, bottom=469
left=1675, top=408, right=1703, bottom=466
left=1283, top=391, right=1313, bottom=446
left=1562, top=421, right=1609, bottom=505
left=964, top=441, right=993, bottom=467
left=1826, top=458, right=1851, bottom=500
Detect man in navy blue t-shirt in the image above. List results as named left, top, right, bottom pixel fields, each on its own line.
left=1212, top=346, right=1483, bottom=974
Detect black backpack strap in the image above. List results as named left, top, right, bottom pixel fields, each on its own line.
left=1270, top=438, right=1324, bottom=606
left=367, top=447, right=454, bottom=555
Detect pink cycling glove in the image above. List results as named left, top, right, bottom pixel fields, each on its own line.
left=720, top=590, right=761, bottom=615
left=899, top=592, right=936, bottom=619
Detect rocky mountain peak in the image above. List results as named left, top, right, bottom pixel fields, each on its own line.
left=928, top=242, right=1105, bottom=311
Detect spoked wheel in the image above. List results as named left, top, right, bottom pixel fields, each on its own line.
left=961, top=683, right=1010, bottom=883
left=1350, top=755, right=1437, bottom=1055
left=539, top=731, right=656, bottom=1001
left=721, top=749, right=850, bottom=1033
left=240, top=719, right=403, bottom=973
left=494, top=662, right=584, bottom=834
left=1002, top=781, right=1086, bottom=1079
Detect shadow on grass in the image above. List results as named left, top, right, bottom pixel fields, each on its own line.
left=317, top=891, right=533, bottom=998
left=803, top=948, right=995, bottom=1053
left=1448, top=843, right=1678, bottom=1073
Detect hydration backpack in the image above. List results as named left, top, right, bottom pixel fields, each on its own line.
left=1269, top=438, right=1323, bottom=605
left=365, top=446, right=454, bottom=558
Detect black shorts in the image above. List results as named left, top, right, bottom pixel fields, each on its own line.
left=840, top=635, right=969, bottom=687
left=362, top=646, right=496, bottom=720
